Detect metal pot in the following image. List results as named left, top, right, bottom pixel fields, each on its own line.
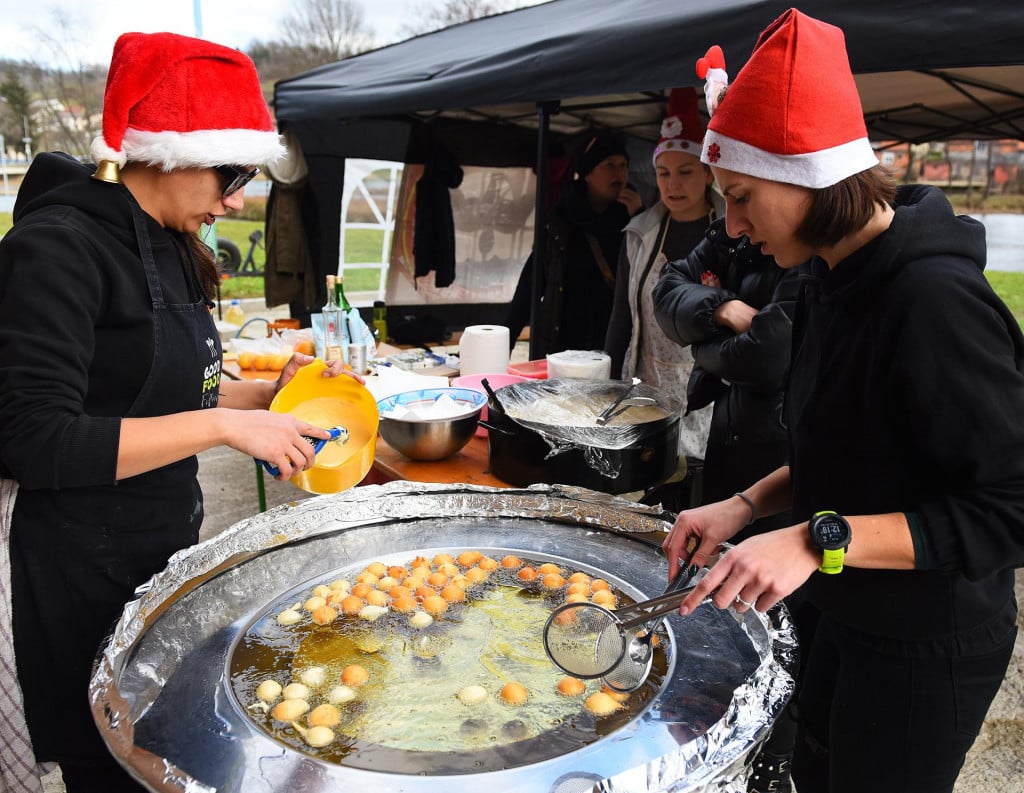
left=485, top=379, right=681, bottom=494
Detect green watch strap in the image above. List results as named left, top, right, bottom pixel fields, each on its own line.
left=819, top=546, right=845, bottom=574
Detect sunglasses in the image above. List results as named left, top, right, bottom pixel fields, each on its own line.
left=213, top=164, right=259, bottom=198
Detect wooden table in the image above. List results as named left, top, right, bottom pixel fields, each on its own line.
left=367, top=434, right=512, bottom=488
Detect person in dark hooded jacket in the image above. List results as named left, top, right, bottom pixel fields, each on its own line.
left=664, top=11, right=1024, bottom=793
left=654, top=218, right=798, bottom=538
left=0, top=34, right=354, bottom=793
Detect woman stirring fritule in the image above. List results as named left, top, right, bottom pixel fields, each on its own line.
left=663, top=9, right=1024, bottom=793
left=0, top=33, right=356, bottom=792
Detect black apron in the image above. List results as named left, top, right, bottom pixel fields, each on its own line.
left=12, top=199, right=222, bottom=762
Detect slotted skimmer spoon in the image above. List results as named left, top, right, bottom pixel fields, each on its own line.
left=542, top=567, right=703, bottom=683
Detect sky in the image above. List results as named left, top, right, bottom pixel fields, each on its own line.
left=0, top=0, right=432, bottom=66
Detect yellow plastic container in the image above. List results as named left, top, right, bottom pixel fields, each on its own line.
left=268, top=359, right=379, bottom=494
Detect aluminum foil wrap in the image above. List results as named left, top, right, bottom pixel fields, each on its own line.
left=90, top=482, right=796, bottom=793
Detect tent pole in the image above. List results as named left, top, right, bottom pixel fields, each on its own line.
left=529, top=101, right=558, bottom=361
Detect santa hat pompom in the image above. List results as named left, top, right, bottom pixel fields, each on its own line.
left=91, top=32, right=285, bottom=171
left=652, top=87, right=706, bottom=167
left=699, top=9, right=877, bottom=189
left=696, top=46, right=729, bottom=117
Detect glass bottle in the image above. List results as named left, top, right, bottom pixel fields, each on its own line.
left=334, top=275, right=354, bottom=345
left=322, top=274, right=343, bottom=362
left=372, top=300, right=388, bottom=344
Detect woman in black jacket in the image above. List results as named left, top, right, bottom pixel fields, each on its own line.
left=654, top=218, right=798, bottom=539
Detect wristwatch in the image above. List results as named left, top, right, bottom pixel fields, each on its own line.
left=808, top=510, right=852, bottom=575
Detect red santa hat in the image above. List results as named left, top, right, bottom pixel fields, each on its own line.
left=651, top=87, right=706, bottom=167
left=698, top=9, right=877, bottom=189
left=90, top=32, right=285, bottom=170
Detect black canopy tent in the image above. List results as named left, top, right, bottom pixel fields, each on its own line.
left=272, top=0, right=1024, bottom=352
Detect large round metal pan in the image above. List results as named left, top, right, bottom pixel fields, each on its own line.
left=90, top=483, right=796, bottom=793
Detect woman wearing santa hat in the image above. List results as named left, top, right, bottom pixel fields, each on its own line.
left=662, top=9, right=1024, bottom=793
left=0, top=33, right=353, bottom=792
left=604, top=87, right=721, bottom=508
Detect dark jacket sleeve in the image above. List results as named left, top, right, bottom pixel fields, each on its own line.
left=503, top=253, right=534, bottom=347
left=652, top=231, right=730, bottom=346
left=694, top=271, right=798, bottom=389
left=0, top=221, right=121, bottom=489
left=604, top=237, right=633, bottom=374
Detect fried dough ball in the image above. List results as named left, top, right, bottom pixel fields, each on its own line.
left=311, top=584, right=331, bottom=599
left=340, top=595, right=365, bottom=615
left=308, top=703, right=342, bottom=727
left=409, top=610, right=434, bottom=629
left=541, top=573, right=566, bottom=589
left=341, top=664, right=369, bottom=687
left=600, top=685, right=630, bottom=703
left=387, top=565, right=408, bottom=580
left=299, top=667, right=326, bottom=688
left=433, top=553, right=455, bottom=566
left=427, top=571, right=449, bottom=588
left=303, top=596, right=326, bottom=612
left=365, top=561, right=388, bottom=577
left=568, top=572, right=591, bottom=584
left=478, top=556, right=499, bottom=571
left=365, top=589, right=389, bottom=607
left=256, top=679, right=282, bottom=702
left=326, top=685, right=356, bottom=705
left=592, top=589, right=616, bottom=607
left=556, top=677, right=586, bottom=697
left=311, top=605, right=338, bottom=625
left=457, top=685, right=488, bottom=705
left=440, top=584, right=465, bottom=602
left=422, top=595, right=449, bottom=615
left=282, top=682, right=310, bottom=700
left=351, top=582, right=373, bottom=599
left=277, top=608, right=302, bottom=626
left=457, top=550, right=483, bottom=567
left=590, top=579, right=611, bottom=592
left=517, top=566, right=538, bottom=582
left=376, top=575, right=400, bottom=591
left=271, top=698, right=309, bottom=721
left=584, top=691, right=621, bottom=716
left=391, top=594, right=418, bottom=613
left=567, top=582, right=591, bottom=597
left=328, top=578, right=350, bottom=592
left=500, top=682, right=528, bottom=706
left=500, top=555, right=523, bottom=569
left=537, top=563, right=562, bottom=575
left=465, top=567, right=489, bottom=584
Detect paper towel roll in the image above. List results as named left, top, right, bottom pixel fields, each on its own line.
left=546, top=349, right=612, bottom=379
left=459, top=325, right=511, bottom=375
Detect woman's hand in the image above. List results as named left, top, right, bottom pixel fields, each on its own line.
left=663, top=497, right=751, bottom=576
left=274, top=354, right=365, bottom=393
left=675, top=525, right=819, bottom=616
left=222, top=408, right=334, bottom=481
left=713, top=299, right=758, bottom=334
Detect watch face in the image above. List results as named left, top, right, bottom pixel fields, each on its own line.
left=814, top=515, right=850, bottom=550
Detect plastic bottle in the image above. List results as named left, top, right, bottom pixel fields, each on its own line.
left=322, top=275, right=343, bottom=362
left=372, top=300, right=388, bottom=344
left=225, top=299, right=245, bottom=327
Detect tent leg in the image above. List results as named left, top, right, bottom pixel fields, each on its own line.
left=529, top=100, right=559, bottom=362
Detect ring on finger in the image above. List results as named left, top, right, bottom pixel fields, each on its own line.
left=735, top=594, right=755, bottom=608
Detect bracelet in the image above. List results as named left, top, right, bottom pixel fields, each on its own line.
left=734, top=492, right=758, bottom=526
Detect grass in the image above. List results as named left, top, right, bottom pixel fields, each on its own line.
left=4, top=210, right=1024, bottom=326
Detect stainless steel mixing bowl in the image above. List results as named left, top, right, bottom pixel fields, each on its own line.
left=377, top=387, right=486, bottom=461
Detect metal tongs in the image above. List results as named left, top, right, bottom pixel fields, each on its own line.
left=596, top=377, right=641, bottom=425
left=259, top=426, right=349, bottom=476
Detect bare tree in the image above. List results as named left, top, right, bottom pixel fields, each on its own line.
left=18, top=9, right=105, bottom=158
left=0, top=68, right=35, bottom=158
left=279, top=0, right=376, bottom=74
left=401, top=0, right=518, bottom=37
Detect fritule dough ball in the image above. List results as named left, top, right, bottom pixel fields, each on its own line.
left=500, top=682, right=528, bottom=706
left=271, top=698, right=309, bottom=721
left=556, top=677, right=586, bottom=697
left=457, top=685, right=488, bottom=706
left=256, top=679, right=282, bottom=702
left=584, top=691, right=621, bottom=716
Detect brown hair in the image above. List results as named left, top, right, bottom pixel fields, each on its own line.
left=796, top=165, right=897, bottom=248
left=184, top=233, right=220, bottom=299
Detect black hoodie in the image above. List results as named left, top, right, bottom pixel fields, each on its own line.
left=788, top=185, right=1024, bottom=648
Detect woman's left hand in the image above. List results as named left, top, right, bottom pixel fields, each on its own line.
left=274, top=354, right=365, bottom=393
left=676, top=525, right=819, bottom=616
